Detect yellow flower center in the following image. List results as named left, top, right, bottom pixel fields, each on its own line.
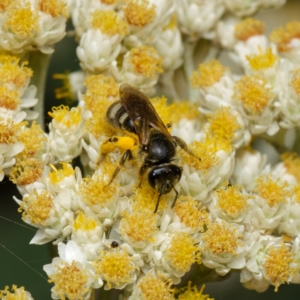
left=49, top=261, right=90, bottom=300
left=95, top=250, right=134, bottom=289
left=0, top=54, right=32, bottom=88
left=255, top=175, right=290, bottom=207
left=214, top=184, right=251, bottom=218
left=10, top=158, right=43, bottom=186
left=0, top=119, right=23, bottom=144
left=73, top=211, right=98, bottom=231
left=0, top=87, right=20, bottom=111
left=0, top=0, right=11, bottom=12
left=291, top=69, right=300, bottom=95
left=137, top=273, right=175, bottom=300
left=4, top=2, right=39, bottom=37
left=235, top=18, right=265, bottom=41
left=49, top=162, right=74, bottom=184
left=270, top=21, right=300, bottom=52
left=38, top=0, right=69, bottom=18
left=79, top=173, right=118, bottom=207
left=281, top=152, right=300, bottom=181
left=190, top=59, right=228, bottom=88
left=202, top=221, right=242, bottom=255
left=0, top=285, right=31, bottom=299
left=246, top=48, right=279, bottom=70
left=119, top=210, right=158, bottom=243
left=165, top=232, right=201, bottom=272
left=48, top=105, right=82, bottom=127
left=173, top=195, right=209, bottom=231
left=233, top=75, right=274, bottom=114
left=129, top=45, right=163, bottom=78
left=123, top=0, right=156, bottom=27
left=91, top=10, right=128, bottom=36
left=263, top=242, right=298, bottom=292
left=19, top=189, right=53, bottom=225
left=177, top=283, right=214, bottom=300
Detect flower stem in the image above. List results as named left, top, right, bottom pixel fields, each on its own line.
left=28, top=51, right=52, bottom=131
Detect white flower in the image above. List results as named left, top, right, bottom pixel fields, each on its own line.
left=43, top=240, right=102, bottom=300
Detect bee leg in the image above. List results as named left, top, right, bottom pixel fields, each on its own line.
left=106, top=149, right=133, bottom=186
left=173, top=136, right=201, bottom=161
left=171, top=188, right=179, bottom=209
left=154, top=190, right=163, bottom=214
left=138, top=165, right=148, bottom=188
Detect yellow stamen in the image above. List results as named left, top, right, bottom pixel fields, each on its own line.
left=4, top=2, right=39, bottom=37
left=163, top=14, right=177, bottom=31
left=290, top=69, right=300, bottom=95
left=168, top=101, right=201, bottom=122
left=53, top=71, right=76, bottom=103
left=0, top=54, right=32, bottom=88
left=38, top=0, right=68, bottom=18
left=293, top=184, right=300, bottom=204
left=235, top=18, right=265, bottom=41
left=49, top=261, right=90, bottom=300
left=214, top=184, right=251, bottom=218
left=173, top=195, right=209, bottom=231
left=91, top=10, right=128, bottom=36
left=10, top=158, right=43, bottom=186
left=19, top=189, right=53, bottom=225
left=119, top=210, right=157, bottom=243
left=0, top=0, right=11, bottom=12
left=263, top=242, right=298, bottom=292
left=95, top=250, right=135, bottom=289
left=137, top=273, right=175, bottom=300
left=177, top=283, right=214, bottom=300
left=246, top=48, right=278, bottom=70
left=281, top=152, right=300, bottom=182
left=48, top=105, right=82, bottom=127
left=255, top=175, right=290, bottom=207
left=233, top=75, right=274, bottom=114
left=0, top=285, right=31, bottom=299
left=79, top=174, right=118, bottom=207
left=73, top=211, right=97, bottom=231
left=49, top=162, right=74, bottom=184
left=0, top=119, right=23, bottom=144
left=202, top=221, right=242, bottom=255
left=0, top=87, right=20, bottom=111
left=16, top=121, right=46, bottom=158
left=123, top=0, right=156, bottom=27
left=180, top=138, right=220, bottom=172
left=165, top=232, right=201, bottom=272
left=270, top=21, right=300, bottom=52
left=129, top=45, right=163, bottom=78
left=207, top=106, right=240, bottom=145
left=190, top=59, right=228, bottom=88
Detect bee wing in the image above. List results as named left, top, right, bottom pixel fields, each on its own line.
left=119, top=83, right=172, bottom=145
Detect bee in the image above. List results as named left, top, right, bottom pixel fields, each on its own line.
left=104, top=83, right=199, bottom=213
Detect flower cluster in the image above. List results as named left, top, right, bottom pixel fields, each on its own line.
left=4, top=0, right=300, bottom=299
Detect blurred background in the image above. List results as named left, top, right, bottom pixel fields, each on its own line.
left=1, top=0, right=300, bottom=299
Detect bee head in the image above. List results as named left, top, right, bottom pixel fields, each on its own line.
left=148, top=164, right=182, bottom=194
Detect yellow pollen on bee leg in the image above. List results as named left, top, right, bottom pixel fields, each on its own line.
left=233, top=75, right=274, bottom=114
left=235, top=18, right=265, bottom=41
left=165, top=232, right=201, bottom=272
left=4, top=2, right=39, bottom=37
left=246, top=48, right=279, bottom=70
left=263, top=243, right=298, bottom=292
left=202, top=222, right=242, bottom=255
left=19, top=190, right=54, bottom=225
left=123, top=0, right=156, bottom=27
left=270, top=21, right=300, bottom=52
left=95, top=250, right=134, bottom=289
left=49, top=261, right=89, bottom=299
left=91, top=10, right=128, bottom=36
left=38, top=0, right=69, bottom=18
left=129, top=45, right=163, bottom=78
left=190, top=59, right=228, bottom=88
left=255, top=175, right=291, bottom=207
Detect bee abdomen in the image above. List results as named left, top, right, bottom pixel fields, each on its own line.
left=106, top=101, right=136, bottom=134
